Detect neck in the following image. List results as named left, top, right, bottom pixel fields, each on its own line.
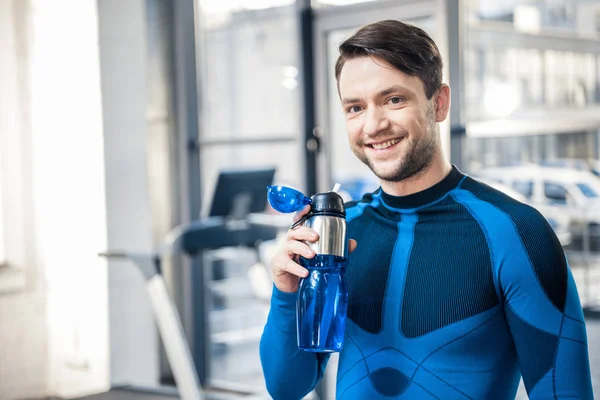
left=380, top=151, right=452, bottom=197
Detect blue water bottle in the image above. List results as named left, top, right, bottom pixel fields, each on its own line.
left=266, top=186, right=349, bottom=352
left=296, top=191, right=349, bottom=352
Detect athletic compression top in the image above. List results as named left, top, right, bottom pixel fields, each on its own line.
left=260, top=166, right=593, bottom=399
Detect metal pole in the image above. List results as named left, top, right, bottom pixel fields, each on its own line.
left=100, top=252, right=204, bottom=400
left=173, top=0, right=202, bottom=224
left=595, top=56, right=600, bottom=104
left=148, top=275, right=205, bottom=400
left=172, top=0, right=207, bottom=385
left=298, top=0, right=318, bottom=195
left=446, top=0, right=466, bottom=170
left=297, top=3, right=329, bottom=397
left=583, top=220, right=590, bottom=307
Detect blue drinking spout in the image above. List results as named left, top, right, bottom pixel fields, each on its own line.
left=267, top=185, right=312, bottom=213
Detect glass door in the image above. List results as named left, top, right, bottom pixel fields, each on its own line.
left=193, top=1, right=303, bottom=394
left=314, top=0, right=450, bottom=198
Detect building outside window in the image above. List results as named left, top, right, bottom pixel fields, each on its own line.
left=463, top=0, right=600, bottom=173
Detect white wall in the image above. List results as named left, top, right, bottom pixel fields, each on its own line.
left=0, top=0, right=49, bottom=398
left=29, top=0, right=110, bottom=397
left=1, top=0, right=161, bottom=398
left=97, top=0, right=159, bottom=388
left=0, top=293, right=49, bottom=400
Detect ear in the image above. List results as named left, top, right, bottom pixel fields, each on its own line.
left=433, top=84, right=450, bottom=122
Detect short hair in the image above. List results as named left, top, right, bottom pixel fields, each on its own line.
left=335, top=20, right=443, bottom=99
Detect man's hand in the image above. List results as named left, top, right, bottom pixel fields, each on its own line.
left=270, top=205, right=357, bottom=293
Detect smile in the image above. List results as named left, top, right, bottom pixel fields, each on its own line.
left=369, top=138, right=403, bottom=150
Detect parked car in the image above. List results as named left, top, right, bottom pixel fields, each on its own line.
left=477, top=164, right=600, bottom=251
left=539, top=158, right=600, bottom=177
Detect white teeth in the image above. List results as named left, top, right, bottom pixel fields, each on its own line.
left=372, top=138, right=401, bottom=150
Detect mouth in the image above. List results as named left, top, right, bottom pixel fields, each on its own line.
left=366, top=137, right=404, bottom=151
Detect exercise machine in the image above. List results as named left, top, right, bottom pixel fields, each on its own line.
left=84, top=168, right=285, bottom=399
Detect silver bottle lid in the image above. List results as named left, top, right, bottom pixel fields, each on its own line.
left=303, top=190, right=347, bottom=257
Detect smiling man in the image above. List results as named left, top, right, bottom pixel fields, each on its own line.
left=260, top=20, right=593, bottom=399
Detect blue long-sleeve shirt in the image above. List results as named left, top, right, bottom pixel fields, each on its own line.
left=260, top=167, right=593, bottom=399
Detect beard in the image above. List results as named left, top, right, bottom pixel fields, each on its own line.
left=352, top=102, right=438, bottom=183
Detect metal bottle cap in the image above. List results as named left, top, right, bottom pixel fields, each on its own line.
left=310, top=192, right=345, bottom=217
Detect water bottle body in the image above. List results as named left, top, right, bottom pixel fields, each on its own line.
left=297, top=254, right=349, bottom=352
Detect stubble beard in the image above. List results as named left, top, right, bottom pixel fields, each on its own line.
left=353, top=103, right=438, bottom=183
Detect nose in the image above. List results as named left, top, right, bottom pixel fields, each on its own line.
left=362, top=106, right=389, bottom=136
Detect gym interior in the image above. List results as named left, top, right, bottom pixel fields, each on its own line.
left=1, top=0, right=600, bottom=399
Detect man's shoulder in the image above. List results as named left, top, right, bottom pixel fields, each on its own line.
left=458, top=176, right=560, bottom=253
left=344, top=190, right=389, bottom=224
left=344, top=190, right=379, bottom=210
left=458, top=175, right=545, bottom=222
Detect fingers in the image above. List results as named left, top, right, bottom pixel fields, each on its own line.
left=292, top=205, right=312, bottom=223
left=285, top=226, right=317, bottom=259
left=286, top=225, right=319, bottom=242
left=349, top=239, right=358, bottom=253
left=273, top=257, right=308, bottom=278
left=271, top=223, right=318, bottom=281
left=286, top=239, right=316, bottom=259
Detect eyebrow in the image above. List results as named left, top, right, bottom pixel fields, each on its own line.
left=341, top=85, right=411, bottom=105
left=341, top=97, right=361, bottom=105
left=378, top=85, right=410, bottom=97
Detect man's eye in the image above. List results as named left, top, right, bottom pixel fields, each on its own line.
left=389, top=97, right=403, bottom=104
left=347, top=105, right=362, bottom=113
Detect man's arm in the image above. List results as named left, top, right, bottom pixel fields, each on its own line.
left=260, top=286, right=330, bottom=400
left=501, top=213, right=593, bottom=399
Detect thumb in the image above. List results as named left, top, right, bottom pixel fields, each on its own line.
left=349, top=239, right=358, bottom=253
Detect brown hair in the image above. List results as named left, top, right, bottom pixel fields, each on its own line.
left=335, top=20, right=443, bottom=99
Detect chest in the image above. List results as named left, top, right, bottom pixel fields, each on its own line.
left=345, top=212, right=500, bottom=337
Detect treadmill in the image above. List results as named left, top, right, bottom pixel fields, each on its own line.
left=85, top=250, right=273, bottom=400
left=86, top=169, right=282, bottom=400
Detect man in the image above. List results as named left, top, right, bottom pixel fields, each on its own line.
left=260, top=20, right=593, bottom=399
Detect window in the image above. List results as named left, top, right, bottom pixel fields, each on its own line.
left=511, top=180, right=533, bottom=199
left=544, top=182, right=568, bottom=205
left=196, top=1, right=303, bottom=391
left=576, top=182, right=599, bottom=198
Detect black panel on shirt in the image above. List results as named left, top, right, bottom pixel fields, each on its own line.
left=460, top=177, right=568, bottom=312
left=370, top=367, right=410, bottom=397
left=380, top=166, right=464, bottom=209
left=401, top=196, right=499, bottom=338
left=505, top=306, right=559, bottom=392
left=346, top=206, right=399, bottom=334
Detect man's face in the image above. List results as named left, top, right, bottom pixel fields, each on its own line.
left=338, top=56, right=439, bottom=183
